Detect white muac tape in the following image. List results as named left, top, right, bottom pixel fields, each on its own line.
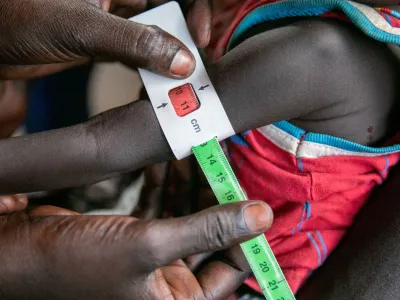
left=130, top=1, right=235, bottom=160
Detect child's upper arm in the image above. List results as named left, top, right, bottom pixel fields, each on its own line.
left=210, top=18, right=399, bottom=145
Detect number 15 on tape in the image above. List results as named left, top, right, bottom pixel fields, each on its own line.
left=193, top=138, right=296, bottom=300
left=131, top=2, right=296, bottom=298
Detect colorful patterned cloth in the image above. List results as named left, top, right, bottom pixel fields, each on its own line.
left=206, top=0, right=400, bottom=295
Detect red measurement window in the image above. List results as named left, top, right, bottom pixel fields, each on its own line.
left=168, top=83, right=200, bottom=117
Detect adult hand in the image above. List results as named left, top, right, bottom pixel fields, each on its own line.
left=0, top=194, right=28, bottom=215
left=0, top=0, right=212, bottom=80
left=132, top=153, right=254, bottom=299
left=0, top=201, right=272, bottom=300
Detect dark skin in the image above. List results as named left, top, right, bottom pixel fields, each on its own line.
left=134, top=9, right=400, bottom=299
left=0, top=201, right=275, bottom=300
left=0, top=78, right=275, bottom=300
left=1, top=17, right=398, bottom=194
left=0, top=2, right=276, bottom=300
left=0, top=0, right=215, bottom=196
left=0, top=1, right=399, bottom=299
left=0, top=0, right=216, bottom=80
left=0, top=0, right=399, bottom=193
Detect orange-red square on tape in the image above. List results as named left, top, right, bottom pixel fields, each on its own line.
left=168, top=83, right=200, bottom=117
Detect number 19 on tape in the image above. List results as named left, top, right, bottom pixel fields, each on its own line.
left=131, top=3, right=295, bottom=298
left=193, top=138, right=296, bottom=300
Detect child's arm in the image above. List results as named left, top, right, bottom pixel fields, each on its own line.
left=0, top=18, right=397, bottom=194
left=210, top=18, right=399, bottom=145
left=0, top=100, right=170, bottom=194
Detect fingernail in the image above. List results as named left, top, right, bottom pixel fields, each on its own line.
left=170, top=50, right=195, bottom=77
left=16, top=194, right=27, bottom=202
left=243, top=203, right=273, bottom=233
left=0, top=196, right=11, bottom=209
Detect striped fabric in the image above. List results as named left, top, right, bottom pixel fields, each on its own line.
left=205, top=0, right=400, bottom=296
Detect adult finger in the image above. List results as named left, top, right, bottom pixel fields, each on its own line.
left=111, top=0, right=212, bottom=47
left=197, top=260, right=249, bottom=299
left=185, top=235, right=249, bottom=272
left=186, top=0, right=213, bottom=48
left=136, top=201, right=273, bottom=270
left=29, top=205, right=80, bottom=217
left=74, top=15, right=196, bottom=78
left=1, top=1, right=196, bottom=79
left=184, top=252, right=213, bottom=271
left=110, top=0, right=147, bottom=18
left=194, top=245, right=251, bottom=299
left=0, top=194, right=28, bottom=214
left=71, top=6, right=196, bottom=78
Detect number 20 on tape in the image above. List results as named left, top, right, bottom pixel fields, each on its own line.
left=193, top=138, right=296, bottom=300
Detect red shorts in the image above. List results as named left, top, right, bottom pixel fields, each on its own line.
left=206, top=0, right=400, bottom=294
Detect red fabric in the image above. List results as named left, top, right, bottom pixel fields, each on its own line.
left=206, top=0, right=347, bottom=62
left=205, top=0, right=400, bottom=294
left=226, top=130, right=400, bottom=293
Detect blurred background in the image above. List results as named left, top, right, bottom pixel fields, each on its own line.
left=22, top=62, right=144, bottom=215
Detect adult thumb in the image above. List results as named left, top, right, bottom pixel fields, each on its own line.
left=0, top=1, right=195, bottom=79
left=136, top=201, right=274, bottom=270
left=77, top=10, right=196, bottom=78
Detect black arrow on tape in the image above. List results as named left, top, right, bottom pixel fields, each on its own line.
left=199, top=85, right=209, bottom=91
left=157, top=103, right=168, bottom=109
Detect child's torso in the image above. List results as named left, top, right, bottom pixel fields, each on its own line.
left=206, top=0, right=400, bottom=294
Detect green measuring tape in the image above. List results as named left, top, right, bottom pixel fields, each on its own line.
left=193, top=137, right=296, bottom=300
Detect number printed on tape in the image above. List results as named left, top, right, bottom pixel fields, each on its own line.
left=193, top=138, right=296, bottom=300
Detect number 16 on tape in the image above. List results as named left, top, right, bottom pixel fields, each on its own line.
left=131, top=2, right=295, bottom=298
left=193, top=138, right=296, bottom=300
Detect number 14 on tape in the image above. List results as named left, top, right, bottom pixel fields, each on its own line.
left=193, top=138, right=296, bottom=300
